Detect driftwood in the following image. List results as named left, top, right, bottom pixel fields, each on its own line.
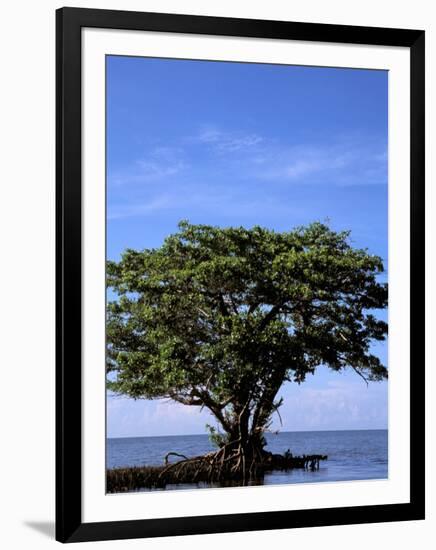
left=107, top=448, right=328, bottom=493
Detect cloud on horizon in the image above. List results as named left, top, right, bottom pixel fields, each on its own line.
left=107, top=370, right=387, bottom=438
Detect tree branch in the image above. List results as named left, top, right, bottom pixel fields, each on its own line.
left=337, top=334, right=370, bottom=387
left=350, top=365, right=369, bottom=386
left=259, top=304, right=282, bottom=330
left=168, top=392, right=204, bottom=406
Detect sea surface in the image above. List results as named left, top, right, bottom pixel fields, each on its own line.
left=107, top=429, right=387, bottom=489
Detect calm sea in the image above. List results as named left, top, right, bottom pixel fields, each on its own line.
left=107, top=429, right=387, bottom=488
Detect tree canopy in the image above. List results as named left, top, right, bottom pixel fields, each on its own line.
left=107, top=221, right=387, bottom=450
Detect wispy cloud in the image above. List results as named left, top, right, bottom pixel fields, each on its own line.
left=193, top=126, right=263, bottom=153
left=107, top=373, right=387, bottom=437
left=107, top=127, right=387, bottom=222
left=107, top=394, right=214, bottom=437
left=276, top=375, right=387, bottom=432
left=108, top=196, right=172, bottom=220
left=189, top=126, right=386, bottom=186
left=110, top=146, right=187, bottom=186
left=108, top=183, right=302, bottom=221
left=255, top=143, right=386, bottom=186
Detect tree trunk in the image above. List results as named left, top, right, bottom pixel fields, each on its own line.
left=220, top=404, right=268, bottom=483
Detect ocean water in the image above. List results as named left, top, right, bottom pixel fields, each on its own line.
left=107, top=429, right=387, bottom=489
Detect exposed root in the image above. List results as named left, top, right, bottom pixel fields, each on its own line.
left=164, top=451, right=189, bottom=464
left=107, top=445, right=328, bottom=493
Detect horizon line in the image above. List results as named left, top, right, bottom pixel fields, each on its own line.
left=107, top=427, right=388, bottom=440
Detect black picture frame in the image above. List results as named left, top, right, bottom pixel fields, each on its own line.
left=56, top=6, right=425, bottom=543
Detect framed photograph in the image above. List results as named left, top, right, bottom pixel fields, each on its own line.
left=56, top=7, right=425, bottom=543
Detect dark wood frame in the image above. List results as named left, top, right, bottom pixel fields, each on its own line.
left=56, top=7, right=425, bottom=543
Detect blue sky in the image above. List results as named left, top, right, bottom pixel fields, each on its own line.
left=106, top=55, right=388, bottom=438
